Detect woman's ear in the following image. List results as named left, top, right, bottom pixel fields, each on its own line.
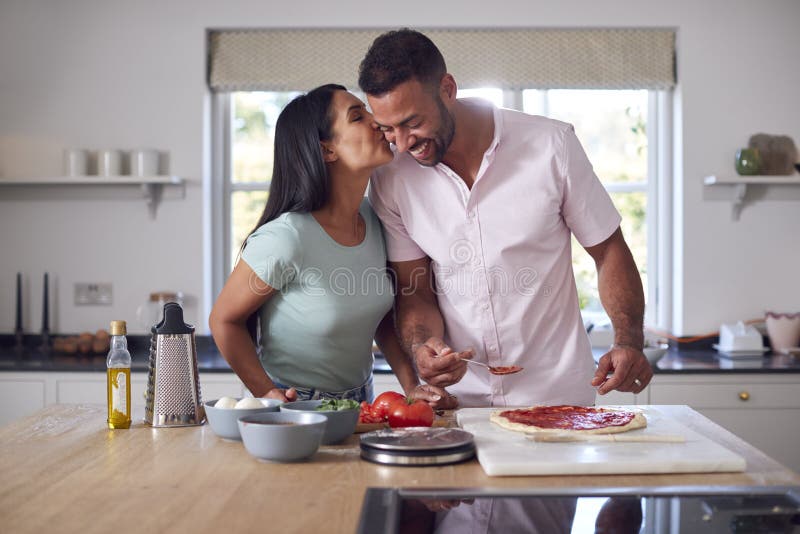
left=320, top=141, right=337, bottom=163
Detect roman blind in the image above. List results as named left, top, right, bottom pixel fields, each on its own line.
left=208, top=28, right=676, bottom=92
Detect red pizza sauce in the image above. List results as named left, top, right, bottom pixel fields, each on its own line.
left=488, top=365, right=523, bottom=375
left=499, top=405, right=635, bottom=430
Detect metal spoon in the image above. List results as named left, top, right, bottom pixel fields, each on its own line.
left=460, top=358, right=523, bottom=375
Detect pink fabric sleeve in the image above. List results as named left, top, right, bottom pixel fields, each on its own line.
left=367, top=177, right=427, bottom=262
left=559, top=125, right=622, bottom=247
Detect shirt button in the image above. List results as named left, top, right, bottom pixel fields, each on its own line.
left=489, top=345, right=496, bottom=352
left=483, top=303, right=490, bottom=311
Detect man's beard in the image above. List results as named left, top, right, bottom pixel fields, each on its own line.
left=414, top=96, right=455, bottom=167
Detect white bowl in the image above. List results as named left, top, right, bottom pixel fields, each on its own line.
left=238, top=412, right=327, bottom=462
left=204, top=398, right=282, bottom=440
left=643, top=344, right=669, bottom=366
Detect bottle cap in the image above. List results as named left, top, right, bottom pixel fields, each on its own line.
left=109, top=320, right=127, bottom=336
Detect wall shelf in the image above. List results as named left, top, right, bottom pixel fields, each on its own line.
left=703, top=174, right=800, bottom=221
left=0, top=176, right=184, bottom=219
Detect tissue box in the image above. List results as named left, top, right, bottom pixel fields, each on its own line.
left=718, top=322, right=763, bottom=351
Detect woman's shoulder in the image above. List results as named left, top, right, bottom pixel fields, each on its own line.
left=243, top=214, right=304, bottom=263
left=248, top=214, right=302, bottom=242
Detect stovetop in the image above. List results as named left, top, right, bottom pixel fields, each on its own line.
left=357, top=486, right=800, bottom=534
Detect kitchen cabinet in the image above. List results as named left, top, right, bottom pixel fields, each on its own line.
left=0, top=375, right=47, bottom=426
left=646, top=373, right=800, bottom=472
left=0, top=371, right=245, bottom=426
left=373, top=373, right=401, bottom=397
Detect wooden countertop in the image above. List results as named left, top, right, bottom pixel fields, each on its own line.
left=1, top=404, right=798, bottom=533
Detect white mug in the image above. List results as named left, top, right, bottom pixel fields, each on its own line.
left=63, top=149, right=88, bottom=176
left=130, top=149, right=159, bottom=177
left=97, top=149, right=122, bottom=176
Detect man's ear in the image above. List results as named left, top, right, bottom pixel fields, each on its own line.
left=439, top=73, right=457, bottom=103
left=321, top=141, right=337, bottom=163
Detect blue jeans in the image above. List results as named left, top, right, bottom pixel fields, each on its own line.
left=272, top=375, right=374, bottom=403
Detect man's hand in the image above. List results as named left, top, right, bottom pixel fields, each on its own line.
left=591, top=345, right=653, bottom=395
left=412, top=337, right=473, bottom=388
left=407, top=383, right=459, bottom=410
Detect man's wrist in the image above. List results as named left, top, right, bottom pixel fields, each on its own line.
left=611, top=342, right=643, bottom=352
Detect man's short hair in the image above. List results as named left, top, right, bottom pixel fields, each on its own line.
left=358, top=28, right=446, bottom=96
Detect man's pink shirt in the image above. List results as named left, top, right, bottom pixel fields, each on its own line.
left=369, top=104, right=621, bottom=407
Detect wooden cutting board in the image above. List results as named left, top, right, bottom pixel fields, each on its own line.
left=456, top=405, right=746, bottom=477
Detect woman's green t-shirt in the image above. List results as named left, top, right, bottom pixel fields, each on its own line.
left=240, top=200, right=394, bottom=392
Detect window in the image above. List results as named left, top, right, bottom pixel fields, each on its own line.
left=220, top=87, right=663, bottom=327
left=524, top=89, right=651, bottom=327
left=227, top=91, right=299, bottom=271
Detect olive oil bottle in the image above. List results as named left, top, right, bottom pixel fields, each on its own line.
left=107, top=320, right=131, bottom=429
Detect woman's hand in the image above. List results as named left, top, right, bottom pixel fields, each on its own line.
left=264, top=387, right=298, bottom=403
left=408, top=383, right=458, bottom=410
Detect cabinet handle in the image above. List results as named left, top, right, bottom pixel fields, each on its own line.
left=738, top=391, right=750, bottom=401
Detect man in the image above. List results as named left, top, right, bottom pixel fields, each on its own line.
left=359, top=29, right=652, bottom=407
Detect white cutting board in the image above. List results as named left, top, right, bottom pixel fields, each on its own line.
left=456, top=406, right=746, bottom=477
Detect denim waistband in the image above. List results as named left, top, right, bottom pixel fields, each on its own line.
left=272, top=375, right=374, bottom=403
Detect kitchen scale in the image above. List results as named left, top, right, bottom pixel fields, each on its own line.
left=360, top=427, right=475, bottom=466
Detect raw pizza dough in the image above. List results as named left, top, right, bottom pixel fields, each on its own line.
left=490, top=405, right=647, bottom=435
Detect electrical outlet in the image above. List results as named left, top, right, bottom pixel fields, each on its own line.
left=74, top=283, right=113, bottom=305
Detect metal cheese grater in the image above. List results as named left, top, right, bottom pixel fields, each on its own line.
left=144, top=302, right=205, bottom=427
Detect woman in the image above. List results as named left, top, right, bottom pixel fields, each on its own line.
left=210, top=84, right=452, bottom=406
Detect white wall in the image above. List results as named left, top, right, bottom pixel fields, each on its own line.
left=1, top=0, right=798, bottom=336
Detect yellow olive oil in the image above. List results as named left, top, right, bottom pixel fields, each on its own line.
left=107, top=368, right=131, bottom=428
left=107, top=320, right=132, bottom=429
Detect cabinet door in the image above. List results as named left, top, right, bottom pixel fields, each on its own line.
left=372, top=374, right=402, bottom=398
left=200, top=373, right=245, bottom=401
left=0, top=379, right=46, bottom=427
left=698, top=407, right=800, bottom=473
left=595, top=390, right=638, bottom=406
left=56, top=374, right=149, bottom=408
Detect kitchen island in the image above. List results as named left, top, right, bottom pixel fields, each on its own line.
left=1, top=404, right=797, bottom=533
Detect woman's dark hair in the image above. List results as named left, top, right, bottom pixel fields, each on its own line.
left=358, top=28, right=446, bottom=95
left=245, top=83, right=345, bottom=238
left=240, top=83, right=345, bottom=343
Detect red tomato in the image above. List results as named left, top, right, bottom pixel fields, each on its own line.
left=372, top=391, right=406, bottom=420
left=388, top=398, right=435, bottom=428
left=358, top=401, right=383, bottom=424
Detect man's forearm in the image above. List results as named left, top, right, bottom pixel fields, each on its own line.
left=374, top=312, right=419, bottom=394
left=596, top=235, right=645, bottom=349
left=396, top=293, right=445, bottom=356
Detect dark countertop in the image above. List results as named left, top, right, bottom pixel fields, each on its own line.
left=1, top=334, right=799, bottom=374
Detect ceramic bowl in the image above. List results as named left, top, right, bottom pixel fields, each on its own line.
left=765, top=312, right=800, bottom=354
left=643, top=344, right=669, bottom=366
left=238, top=412, right=327, bottom=462
left=204, top=398, right=282, bottom=440
left=280, top=400, right=359, bottom=445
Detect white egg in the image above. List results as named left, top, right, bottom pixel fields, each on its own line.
left=214, top=396, right=238, bottom=409
left=235, top=397, right=266, bottom=409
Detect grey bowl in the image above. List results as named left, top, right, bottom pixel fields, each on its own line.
left=280, top=399, right=359, bottom=445
left=238, top=412, right=327, bottom=462
left=204, top=398, right=282, bottom=440
left=643, top=344, right=669, bottom=366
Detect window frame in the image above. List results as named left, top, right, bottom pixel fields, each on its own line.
left=208, top=89, right=673, bottom=330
